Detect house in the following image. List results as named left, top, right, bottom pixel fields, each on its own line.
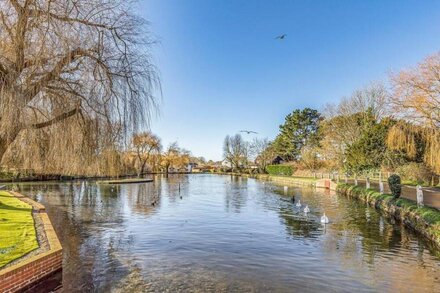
left=272, top=156, right=284, bottom=165
left=188, top=162, right=198, bottom=172
left=221, top=159, right=232, bottom=168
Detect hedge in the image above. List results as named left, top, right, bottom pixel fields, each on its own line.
left=265, top=165, right=294, bottom=176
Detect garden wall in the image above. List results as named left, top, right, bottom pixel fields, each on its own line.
left=0, top=192, right=62, bottom=293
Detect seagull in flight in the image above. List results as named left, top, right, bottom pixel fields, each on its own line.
left=275, top=34, right=287, bottom=40
left=240, top=130, right=258, bottom=135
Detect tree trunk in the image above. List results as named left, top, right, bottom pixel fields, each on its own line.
left=140, top=160, right=147, bottom=177
left=0, top=139, right=8, bottom=166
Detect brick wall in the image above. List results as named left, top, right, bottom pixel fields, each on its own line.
left=0, top=193, right=63, bottom=293
left=0, top=251, right=62, bottom=293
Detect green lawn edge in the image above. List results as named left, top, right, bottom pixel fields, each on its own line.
left=337, top=183, right=440, bottom=244
left=0, top=191, right=39, bottom=268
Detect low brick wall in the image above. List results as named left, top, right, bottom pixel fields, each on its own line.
left=315, top=179, right=338, bottom=191
left=0, top=192, right=62, bottom=293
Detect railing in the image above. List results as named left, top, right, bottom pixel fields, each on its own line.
left=310, top=172, right=439, bottom=210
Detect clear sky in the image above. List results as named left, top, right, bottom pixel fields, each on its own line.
left=138, top=0, right=440, bottom=161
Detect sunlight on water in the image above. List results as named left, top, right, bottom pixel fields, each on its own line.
left=14, top=174, right=440, bottom=292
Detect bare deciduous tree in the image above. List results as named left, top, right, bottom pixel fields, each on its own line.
left=387, top=53, right=440, bottom=172
left=390, top=52, right=440, bottom=127
left=320, top=83, right=389, bottom=170
left=250, top=137, right=274, bottom=172
left=0, top=0, right=159, bottom=175
left=132, top=131, right=161, bottom=177
left=324, top=82, right=389, bottom=121
left=223, top=134, right=248, bottom=170
left=300, top=144, right=323, bottom=172
left=161, top=142, right=190, bottom=174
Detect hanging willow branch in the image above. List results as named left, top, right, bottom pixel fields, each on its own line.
left=0, top=0, right=160, bottom=176
left=386, top=122, right=440, bottom=173
left=386, top=122, right=419, bottom=159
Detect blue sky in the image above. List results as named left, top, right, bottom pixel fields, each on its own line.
left=139, top=0, right=440, bottom=161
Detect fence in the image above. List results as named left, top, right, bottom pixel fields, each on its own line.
left=309, top=172, right=440, bottom=210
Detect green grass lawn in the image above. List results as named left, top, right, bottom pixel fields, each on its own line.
left=291, top=176, right=318, bottom=182
left=0, top=191, right=38, bottom=268
left=401, top=180, right=431, bottom=187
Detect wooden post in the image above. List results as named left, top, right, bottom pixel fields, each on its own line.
left=417, top=185, right=424, bottom=206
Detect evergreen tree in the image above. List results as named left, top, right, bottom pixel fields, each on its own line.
left=273, top=108, right=322, bottom=161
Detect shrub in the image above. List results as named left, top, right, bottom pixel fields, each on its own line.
left=388, top=174, right=402, bottom=198
left=265, top=165, right=294, bottom=176
left=395, top=162, right=433, bottom=185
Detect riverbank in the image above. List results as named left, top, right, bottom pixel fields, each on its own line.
left=0, top=191, right=38, bottom=267
left=225, top=172, right=440, bottom=248
left=0, top=192, right=62, bottom=292
left=97, top=178, right=154, bottom=184
left=217, top=172, right=317, bottom=187
left=337, top=183, right=440, bottom=248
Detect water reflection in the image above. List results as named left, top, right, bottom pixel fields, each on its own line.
left=11, top=175, right=440, bottom=292
left=124, top=183, right=161, bottom=215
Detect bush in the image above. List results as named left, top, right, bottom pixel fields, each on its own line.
left=388, top=174, right=402, bottom=198
left=265, top=165, right=294, bottom=176
left=395, top=162, right=433, bottom=185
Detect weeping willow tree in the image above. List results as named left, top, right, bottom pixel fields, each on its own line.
left=388, top=52, right=440, bottom=173
left=387, top=122, right=440, bottom=173
left=0, top=0, right=159, bottom=176
left=386, top=122, right=420, bottom=160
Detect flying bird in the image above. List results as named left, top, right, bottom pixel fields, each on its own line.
left=239, top=130, right=258, bottom=135
left=275, top=34, right=287, bottom=40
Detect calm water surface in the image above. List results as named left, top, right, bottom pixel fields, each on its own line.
left=15, top=174, right=440, bottom=292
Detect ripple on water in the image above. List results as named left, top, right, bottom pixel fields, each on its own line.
left=12, top=174, right=440, bottom=292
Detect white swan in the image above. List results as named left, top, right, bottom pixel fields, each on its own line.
left=321, top=213, right=329, bottom=224
left=304, top=205, right=310, bottom=213
left=295, top=200, right=301, bottom=207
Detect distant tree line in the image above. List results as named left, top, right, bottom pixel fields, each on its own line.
left=224, top=52, right=440, bottom=185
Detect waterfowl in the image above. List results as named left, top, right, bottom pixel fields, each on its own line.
left=295, top=200, right=301, bottom=207
left=321, top=213, right=329, bottom=224
left=304, top=205, right=310, bottom=213
left=291, top=196, right=295, bottom=203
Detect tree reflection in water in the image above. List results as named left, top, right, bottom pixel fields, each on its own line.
left=8, top=175, right=440, bottom=292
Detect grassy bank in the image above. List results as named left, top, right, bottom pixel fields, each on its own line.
left=0, top=191, right=38, bottom=268
left=337, top=183, right=440, bottom=247
left=97, top=178, right=154, bottom=184
left=226, top=173, right=317, bottom=185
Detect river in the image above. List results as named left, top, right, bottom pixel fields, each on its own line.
left=14, top=174, right=440, bottom=292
